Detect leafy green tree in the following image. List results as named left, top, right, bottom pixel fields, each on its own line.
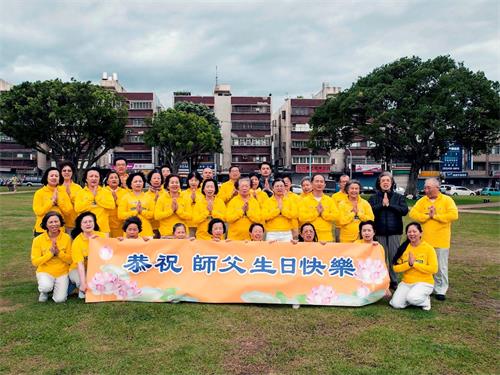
left=0, top=79, right=128, bottom=181
left=145, top=103, right=222, bottom=173
left=310, top=56, right=500, bottom=194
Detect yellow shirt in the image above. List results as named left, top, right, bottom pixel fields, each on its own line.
left=154, top=192, right=192, bottom=236
left=105, top=186, right=128, bottom=237
left=332, top=191, right=348, bottom=224
left=262, top=195, right=297, bottom=232
left=117, top=191, right=155, bottom=237
left=31, top=231, right=72, bottom=277
left=61, top=182, right=83, bottom=228
left=32, top=185, right=73, bottom=233
left=192, top=196, right=227, bottom=240
left=226, top=195, right=262, bottom=240
left=409, top=193, right=458, bottom=249
left=298, top=193, right=339, bottom=242
left=218, top=180, right=238, bottom=203
left=70, top=231, right=106, bottom=270
left=144, top=189, right=166, bottom=232
left=75, top=186, right=115, bottom=233
left=393, top=241, right=438, bottom=284
left=338, top=197, right=374, bottom=243
left=250, top=188, right=269, bottom=207
left=286, top=191, right=301, bottom=230
left=181, top=188, right=204, bottom=228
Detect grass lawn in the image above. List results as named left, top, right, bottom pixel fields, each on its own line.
left=1, top=192, right=498, bottom=374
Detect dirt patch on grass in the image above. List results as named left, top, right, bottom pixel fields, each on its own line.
left=223, top=334, right=272, bottom=375
left=0, top=297, right=23, bottom=313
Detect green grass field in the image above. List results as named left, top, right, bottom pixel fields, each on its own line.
left=0, top=192, right=498, bottom=374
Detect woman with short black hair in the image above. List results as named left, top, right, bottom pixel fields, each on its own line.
left=118, top=172, right=154, bottom=239
left=69, top=211, right=104, bottom=299
left=59, top=161, right=83, bottom=234
left=33, top=167, right=73, bottom=237
left=31, top=211, right=72, bottom=303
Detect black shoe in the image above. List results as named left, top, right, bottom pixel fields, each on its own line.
left=435, top=294, right=446, bottom=301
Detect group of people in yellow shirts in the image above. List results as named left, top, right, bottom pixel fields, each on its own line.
left=31, top=160, right=458, bottom=311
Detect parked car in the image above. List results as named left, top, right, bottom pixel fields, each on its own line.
left=22, top=176, right=42, bottom=186
left=440, top=184, right=455, bottom=193
left=480, top=187, right=500, bottom=196
left=445, top=186, right=476, bottom=196
left=290, top=184, right=303, bottom=194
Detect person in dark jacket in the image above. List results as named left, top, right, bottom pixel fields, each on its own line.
left=369, top=172, right=408, bottom=290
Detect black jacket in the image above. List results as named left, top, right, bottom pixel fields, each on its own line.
left=368, top=191, right=408, bottom=236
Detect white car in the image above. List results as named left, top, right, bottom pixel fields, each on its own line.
left=445, top=186, right=476, bottom=196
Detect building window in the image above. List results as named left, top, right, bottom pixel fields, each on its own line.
left=232, top=105, right=270, bottom=114
left=231, top=121, right=270, bottom=131
left=291, top=156, right=329, bottom=164
left=491, top=145, right=500, bottom=155
left=232, top=137, right=271, bottom=147
left=126, top=135, right=144, bottom=143
left=114, top=152, right=151, bottom=161
left=291, top=107, right=314, bottom=116
left=129, top=101, right=152, bottom=110
left=367, top=141, right=377, bottom=148
left=291, top=140, right=329, bottom=149
left=291, top=123, right=311, bottom=132
left=131, top=118, right=146, bottom=127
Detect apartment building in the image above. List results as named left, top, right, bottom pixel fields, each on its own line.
left=100, top=73, right=163, bottom=169
left=0, top=79, right=39, bottom=175
left=174, top=84, right=272, bottom=173
left=271, top=83, right=343, bottom=179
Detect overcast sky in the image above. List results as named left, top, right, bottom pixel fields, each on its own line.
left=1, top=0, right=498, bottom=109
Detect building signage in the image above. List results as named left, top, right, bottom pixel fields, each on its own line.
left=354, top=164, right=382, bottom=173
left=441, top=145, right=463, bottom=172
left=295, top=165, right=331, bottom=173
left=444, top=172, right=468, bottom=178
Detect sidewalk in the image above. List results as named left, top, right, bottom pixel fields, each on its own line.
left=457, top=202, right=500, bottom=215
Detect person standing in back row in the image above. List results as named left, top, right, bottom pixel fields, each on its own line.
left=114, top=157, right=129, bottom=189
left=258, top=162, right=274, bottom=197
left=409, top=177, right=458, bottom=302
left=369, top=172, right=408, bottom=290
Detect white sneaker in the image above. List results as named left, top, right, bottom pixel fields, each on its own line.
left=422, top=297, right=431, bottom=311
left=38, top=292, right=49, bottom=302
left=78, top=291, right=85, bottom=299
left=292, top=304, right=300, bottom=309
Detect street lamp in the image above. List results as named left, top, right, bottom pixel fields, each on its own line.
left=346, top=147, right=352, bottom=179
left=308, top=147, right=313, bottom=179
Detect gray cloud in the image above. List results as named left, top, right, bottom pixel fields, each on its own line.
left=0, top=0, right=498, bottom=109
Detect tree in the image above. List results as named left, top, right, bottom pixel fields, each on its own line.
left=144, top=102, right=223, bottom=173
left=0, top=79, right=128, bottom=181
left=310, top=56, right=500, bottom=195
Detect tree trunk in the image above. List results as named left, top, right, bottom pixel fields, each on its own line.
left=406, top=162, right=421, bottom=197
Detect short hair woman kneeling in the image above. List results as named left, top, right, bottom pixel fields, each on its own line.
left=31, top=211, right=72, bottom=302
left=390, top=222, right=438, bottom=311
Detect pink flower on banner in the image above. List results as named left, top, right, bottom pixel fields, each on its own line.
left=98, top=246, right=113, bottom=261
left=88, top=272, right=118, bottom=295
left=355, top=259, right=387, bottom=285
left=115, top=279, right=141, bottom=300
left=306, top=285, right=338, bottom=305
left=357, top=285, right=370, bottom=299
left=88, top=272, right=141, bottom=299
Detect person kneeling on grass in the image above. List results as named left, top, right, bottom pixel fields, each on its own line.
left=118, top=216, right=150, bottom=241
left=31, top=211, right=72, bottom=303
left=390, top=222, right=438, bottom=311
left=69, top=212, right=105, bottom=299
left=208, top=218, right=227, bottom=241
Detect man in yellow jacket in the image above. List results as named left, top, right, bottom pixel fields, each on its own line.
left=298, top=174, right=338, bottom=242
left=409, top=178, right=458, bottom=301
left=218, top=165, right=240, bottom=204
